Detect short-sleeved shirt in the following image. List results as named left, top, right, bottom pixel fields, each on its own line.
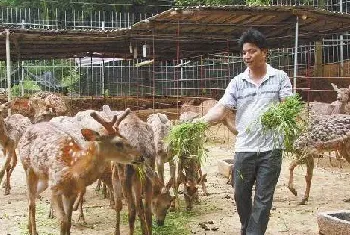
left=219, top=64, right=293, bottom=152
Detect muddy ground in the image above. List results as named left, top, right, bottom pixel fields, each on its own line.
left=1, top=124, right=350, bottom=235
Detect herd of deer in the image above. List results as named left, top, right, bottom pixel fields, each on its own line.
left=1, top=84, right=350, bottom=234
left=0, top=92, right=236, bottom=235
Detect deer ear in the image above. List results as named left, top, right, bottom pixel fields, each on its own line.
left=331, top=83, right=338, bottom=91
left=81, top=129, right=100, bottom=141
left=165, top=177, right=174, bottom=191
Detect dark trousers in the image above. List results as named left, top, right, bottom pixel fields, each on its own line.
left=233, top=150, right=282, bottom=235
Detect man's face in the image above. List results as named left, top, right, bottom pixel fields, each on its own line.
left=242, top=43, right=267, bottom=70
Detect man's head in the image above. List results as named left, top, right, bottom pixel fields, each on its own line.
left=238, top=28, right=268, bottom=70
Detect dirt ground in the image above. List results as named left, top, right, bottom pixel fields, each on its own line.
left=1, top=125, right=350, bottom=235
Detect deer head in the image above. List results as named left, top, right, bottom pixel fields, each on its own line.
left=78, top=128, right=142, bottom=164
left=151, top=176, right=175, bottom=226
left=87, top=108, right=143, bottom=164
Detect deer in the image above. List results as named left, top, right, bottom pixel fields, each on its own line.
left=147, top=112, right=207, bottom=211
left=308, top=83, right=350, bottom=116
left=111, top=109, right=155, bottom=235
left=288, top=114, right=350, bottom=205
left=0, top=92, right=68, bottom=195
left=112, top=162, right=175, bottom=235
left=18, top=108, right=143, bottom=235
left=28, top=91, right=68, bottom=123
left=181, top=99, right=238, bottom=135
left=64, top=107, right=174, bottom=233
left=146, top=113, right=174, bottom=184
left=0, top=101, right=31, bottom=195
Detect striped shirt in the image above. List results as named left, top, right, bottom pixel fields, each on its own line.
left=219, top=64, right=293, bottom=152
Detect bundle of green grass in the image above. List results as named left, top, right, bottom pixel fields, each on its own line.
left=259, top=94, right=307, bottom=152
left=165, top=121, right=209, bottom=163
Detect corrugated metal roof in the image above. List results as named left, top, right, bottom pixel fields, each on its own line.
left=0, top=5, right=350, bottom=61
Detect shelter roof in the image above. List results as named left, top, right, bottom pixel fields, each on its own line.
left=1, top=5, right=350, bottom=61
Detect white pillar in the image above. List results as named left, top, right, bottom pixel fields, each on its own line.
left=5, top=29, right=12, bottom=116
left=293, top=16, right=299, bottom=94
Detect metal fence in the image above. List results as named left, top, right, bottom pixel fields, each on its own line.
left=0, top=3, right=350, bottom=100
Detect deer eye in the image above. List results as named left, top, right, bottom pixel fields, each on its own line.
left=115, top=142, right=124, bottom=148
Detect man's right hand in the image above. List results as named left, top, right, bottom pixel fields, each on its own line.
left=192, top=116, right=207, bottom=123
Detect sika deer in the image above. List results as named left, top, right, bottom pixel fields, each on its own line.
left=174, top=155, right=208, bottom=211
left=18, top=109, right=143, bottom=235
left=0, top=101, right=31, bottom=195
left=147, top=113, right=175, bottom=184
left=289, top=114, right=350, bottom=204
left=28, top=91, right=68, bottom=123
left=112, top=163, right=174, bottom=235
left=111, top=111, right=156, bottom=235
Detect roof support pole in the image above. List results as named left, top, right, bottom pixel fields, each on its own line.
left=5, top=29, right=12, bottom=115
left=293, top=16, right=299, bottom=94
left=340, top=0, right=344, bottom=76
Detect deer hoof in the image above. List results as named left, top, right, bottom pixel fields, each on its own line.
left=287, top=186, right=298, bottom=196
left=4, top=188, right=10, bottom=195
left=299, top=198, right=308, bottom=205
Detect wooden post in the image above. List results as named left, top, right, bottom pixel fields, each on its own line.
left=314, top=41, right=323, bottom=78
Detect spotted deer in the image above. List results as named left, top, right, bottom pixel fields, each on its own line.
left=146, top=113, right=175, bottom=184
left=28, top=91, right=68, bottom=123
left=289, top=114, right=350, bottom=205
left=112, top=163, right=174, bottom=235
left=18, top=109, right=143, bottom=235
left=100, top=106, right=176, bottom=235
left=0, top=101, right=31, bottom=195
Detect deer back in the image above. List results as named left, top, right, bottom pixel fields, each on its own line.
left=19, top=122, right=142, bottom=189
left=118, top=113, right=156, bottom=160
left=4, top=114, right=31, bottom=144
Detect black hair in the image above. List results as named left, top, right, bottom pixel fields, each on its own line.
left=238, top=28, right=268, bottom=50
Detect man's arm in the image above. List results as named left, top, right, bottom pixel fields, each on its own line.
left=200, top=102, right=228, bottom=124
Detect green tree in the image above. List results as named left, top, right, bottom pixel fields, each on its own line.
left=174, top=0, right=246, bottom=6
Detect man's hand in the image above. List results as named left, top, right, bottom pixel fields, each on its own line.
left=192, top=116, right=206, bottom=123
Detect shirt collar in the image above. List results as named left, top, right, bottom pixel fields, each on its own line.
left=242, top=64, right=276, bottom=80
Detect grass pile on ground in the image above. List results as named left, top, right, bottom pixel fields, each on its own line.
left=259, top=94, right=307, bottom=152
left=166, top=122, right=209, bottom=163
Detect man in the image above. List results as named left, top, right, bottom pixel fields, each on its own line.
left=198, top=28, right=292, bottom=235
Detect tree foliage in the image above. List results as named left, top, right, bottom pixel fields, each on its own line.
left=173, top=0, right=271, bottom=6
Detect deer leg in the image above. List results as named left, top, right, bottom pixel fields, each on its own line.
left=112, top=164, right=124, bottom=235
left=300, top=156, right=314, bottom=205
left=95, top=178, right=102, bottom=191
left=48, top=202, right=55, bottom=219
left=62, top=195, right=75, bottom=235
left=336, top=151, right=343, bottom=169
left=73, top=190, right=86, bottom=224
left=144, top=177, right=152, bottom=235
left=51, top=194, right=68, bottom=235
left=25, top=168, right=39, bottom=235
left=168, top=160, right=177, bottom=211
left=113, top=191, right=123, bottom=235
left=135, top=196, right=149, bottom=235
left=4, top=150, right=17, bottom=195
left=198, top=169, right=208, bottom=196
left=0, top=151, right=11, bottom=188
left=108, top=185, right=115, bottom=208
left=328, top=152, right=336, bottom=167
left=287, top=159, right=299, bottom=196
left=157, top=161, right=165, bottom=184
left=127, top=197, right=137, bottom=235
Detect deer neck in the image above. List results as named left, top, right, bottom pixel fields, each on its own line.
left=60, top=142, right=104, bottom=191
left=339, top=101, right=347, bottom=113
left=0, top=119, right=11, bottom=150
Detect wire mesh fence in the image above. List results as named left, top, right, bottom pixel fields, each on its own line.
left=0, top=3, right=350, bottom=101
